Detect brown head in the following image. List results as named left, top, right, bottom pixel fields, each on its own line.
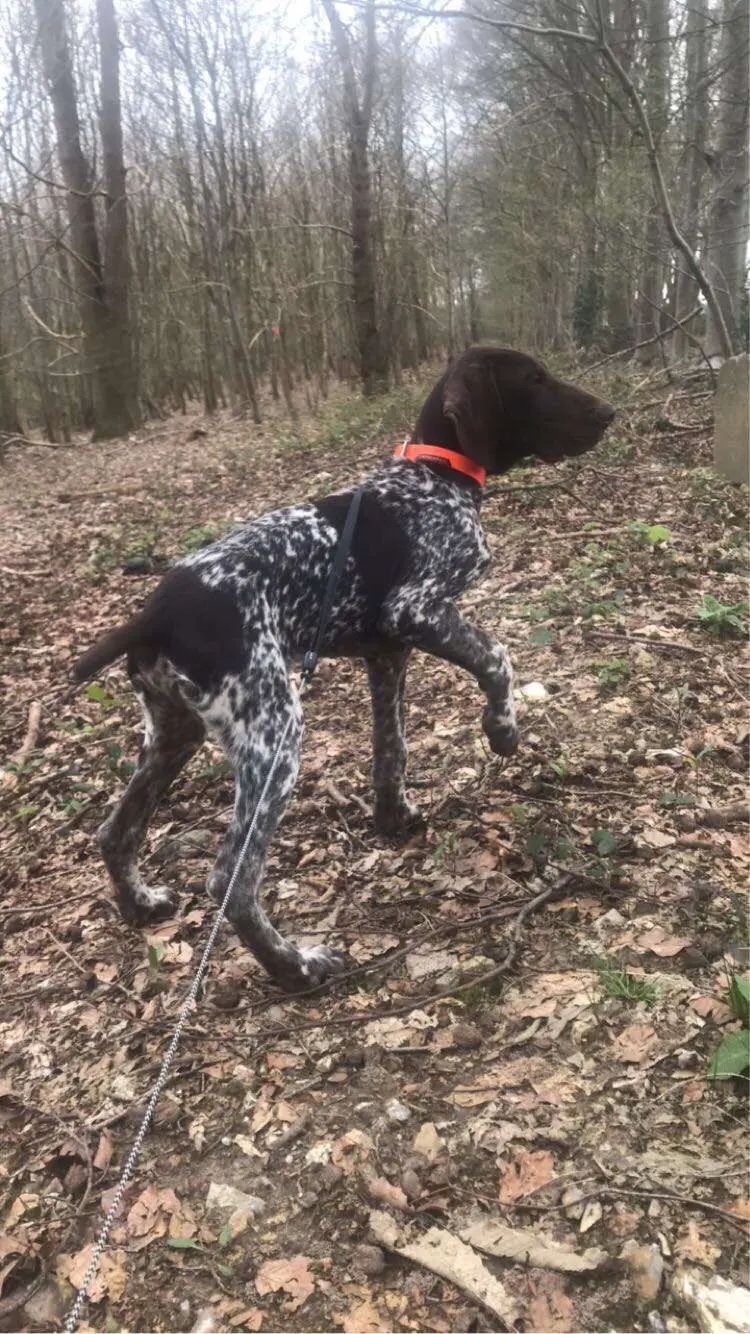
left=414, top=347, right=615, bottom=476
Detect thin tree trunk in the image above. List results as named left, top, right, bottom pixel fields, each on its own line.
left=321, top=0, right=389, bottom=396
left=704, top=0, right=750, bottom=359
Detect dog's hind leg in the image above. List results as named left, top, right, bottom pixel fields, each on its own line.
left=203, top=643, right=348, bottom=992
left=97, top=662, right=206, bottom=922
left=364, top=649, right=424, bottom=839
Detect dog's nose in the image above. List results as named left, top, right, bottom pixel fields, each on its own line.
left=595, top=402, right=616, bottom=426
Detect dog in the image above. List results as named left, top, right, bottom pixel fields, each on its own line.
left=73, top=347, right=615, bottom=991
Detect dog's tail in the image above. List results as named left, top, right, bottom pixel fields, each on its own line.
left=72, top=612, right=153, bottom=683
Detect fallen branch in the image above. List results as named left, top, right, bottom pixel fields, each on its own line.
left=11, top=700, right=42, bottom=768
left=588, top=1185, right=749, bottom=1233
left=584, top=629, right=707, bottom=657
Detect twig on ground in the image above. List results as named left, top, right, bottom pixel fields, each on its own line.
left=584, top=629, right=707, bottom=657
left=0, top=564, right=51, bottom=580
left=11, top=700, right=42, bottom=768
left=587, top=1185, right=749, bottom=1233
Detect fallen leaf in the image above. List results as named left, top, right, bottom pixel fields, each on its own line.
left=340, top=1296, right=388, bottom=1332
left=367, top=1177, right=408, bottom=1211
left=676, top=1220, right=721, bottom=1266
left=412, top=1122, right=445, bottom=1163
left=639, top=828, right=676, bottom=849
left=498, top=1151, right=555, bottom=1203
left=255, top=1255, right=314, bottom=1310
left=612, top=1024, right=657, bottom=1064
left=92, top=1130, right=113, bottom=1171
left=636, top=927, right=689, bottom=957
left=460, top=1218, right=606, bottom=1273
left=528, top=1280, right=575, bottom=1332
left=369, top=1212, right=517, bottom=1326
left=57, top=1245, right=127, bottom=1302
left=332, top=1130, right=375, bottom=1174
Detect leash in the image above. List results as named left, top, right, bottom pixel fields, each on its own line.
left=63, top=485, right=365, bottom=1333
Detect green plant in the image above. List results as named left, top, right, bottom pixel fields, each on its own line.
left=86, top=683, right=120, bottom=710
left=659, top=789, right=696, bottom=810
left=147, top=943, right=164, bottom=981
left=694, top=594, right=748, bottom=638
left=549, top=751, right=572, bottom=781
left=598, top=965, right=657, bottom=1007
left=178, top=521, right=233, bottom=554
left=708, top=975, right=750, bottom=1082
left=627, top=519, right=672, bottom=547
left=590, top=828, right=618, bottom=857
left=593, top=657, right=630, bottom=692
left=433, top=831, right=459, bottom=865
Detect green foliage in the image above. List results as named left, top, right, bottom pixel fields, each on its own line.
left=627, top=521, right=671, bottom=547
left=529, top=625, right=553, bottom=646
left=694, top=594, right=748, bottom=638
left=549, top=751, right=572, bottom=781
left=593, top=657, right=630, bottom=692
left=659, top=789, right=696, bottom=810
left=14, top=804, right=39, bottom=822
left=147, top=943, right=164, bottom=980
left=598, top=965, right=657, bottom=1007
left=707, top=975, right=750, bottom=1082
left=178, top=521, right=234, bottom=554
left=591, top=828, right=618, bottom=857
left=526, top=829, right=575, bottom=865
left=86, top=683, right=120, bottom=710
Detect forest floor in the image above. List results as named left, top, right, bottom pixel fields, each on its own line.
left=0, top=362, right=748, bottom=1334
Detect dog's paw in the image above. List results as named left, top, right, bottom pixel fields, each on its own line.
left=482, top=709, right=519, bottom=757
left=121, top=883, right=178, bottom=924
left=374, top=798, right=425, bottom=843
left=278, top=945, right=349, bottom=992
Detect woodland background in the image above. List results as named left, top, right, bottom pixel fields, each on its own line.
left=0, top=0, right=748, bottom=444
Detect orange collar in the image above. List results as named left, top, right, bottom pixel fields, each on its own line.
left=393, top=441, right=486, bottom=486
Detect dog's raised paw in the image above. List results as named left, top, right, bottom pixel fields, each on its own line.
left=482, top=709, right=519, bottom=757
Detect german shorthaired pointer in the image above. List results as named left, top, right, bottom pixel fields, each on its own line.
left=74, top=348, right=615, bottom=991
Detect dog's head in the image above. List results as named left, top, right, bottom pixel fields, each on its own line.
left=440, top=347, right=615, bottom=475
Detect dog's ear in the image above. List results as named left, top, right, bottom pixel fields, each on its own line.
left=443, top=358, right=502, bottom=469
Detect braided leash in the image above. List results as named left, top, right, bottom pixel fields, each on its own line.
left=63, top=487, right=364, bottom=1331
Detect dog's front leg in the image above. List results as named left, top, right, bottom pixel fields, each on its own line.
left=380, top=593, right=518, bottom=757
left=364, top=649, right=424, bottom=838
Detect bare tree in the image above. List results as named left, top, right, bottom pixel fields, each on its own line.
left=704, top=0, right=750, bottom=358
left=33, top=0, right=138, bottom=438
left=321, top=0, right=389, bottom=395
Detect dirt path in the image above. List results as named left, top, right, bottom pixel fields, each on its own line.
left=1, top=372, right=748, bottom=1333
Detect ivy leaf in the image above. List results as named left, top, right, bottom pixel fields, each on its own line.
left=708, top=1030, right=750, bottom=1081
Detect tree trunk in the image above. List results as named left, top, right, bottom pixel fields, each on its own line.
left=96, top=0, right=139, bottom=430
left=321, top=0, right=388, bottom=396
left=704, top=0, right=750, bottom=360
left=633, top=0, right=669, bottom=365
left=672, top=0, right=709, bottom=360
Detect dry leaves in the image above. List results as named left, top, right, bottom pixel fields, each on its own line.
left=611, top=1024, right=657, bottom=1064
left=57, top=1245, right=127, bottom=1302
left=498, top=1150, right=555, bottom=1203
left=636, top=926, right=689, bottom=957
left=255, top=1255, right=314, bottom=1310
